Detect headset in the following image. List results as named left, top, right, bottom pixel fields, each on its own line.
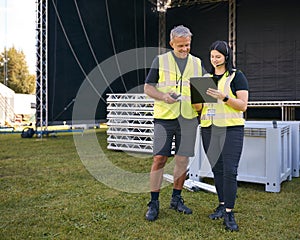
left=214, top=41, right=229, bottom=66
left=214, top=41, right=229, bottom=60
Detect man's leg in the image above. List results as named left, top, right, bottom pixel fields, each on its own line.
left=169, top=117, right=198, bottom=214
left=146, top=119, right=174, bottom=221
left=173, top=155, right=189, bottom=190
left=170, top=155, right=192, bottom=214
left=150, top=155, right=168, bottom=192
left=145, top=155, right=168, bottom=221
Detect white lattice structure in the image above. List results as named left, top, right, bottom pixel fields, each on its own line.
left=107, top=94, right=300, bottom=153
left=0, top=83, right=15, bottom=125
left=106, top=94, right=154, bottom=153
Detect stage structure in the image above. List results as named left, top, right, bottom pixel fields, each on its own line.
left=36, top=0, right=300, bottom=131
left=150, top=0, right=236, bottom=62
left=35, top=0, right=234, bottom=130
left=35, top=0, right=159, bottom=130
left=36, top=0, right=48, bottom=132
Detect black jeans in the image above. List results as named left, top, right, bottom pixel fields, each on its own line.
left=201, top=125, right=244, bottom=209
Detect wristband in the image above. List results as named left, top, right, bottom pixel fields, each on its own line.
left=223, top=95, right=229, bottom=102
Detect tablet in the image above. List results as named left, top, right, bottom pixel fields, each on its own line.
left=190, top=77, right=218, bottom=103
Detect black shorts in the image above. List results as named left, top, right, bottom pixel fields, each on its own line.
left=152, top=116, right=199, bottom=157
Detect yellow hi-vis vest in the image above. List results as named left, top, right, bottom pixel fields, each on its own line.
left=200, top=71, right=245, bottom=127
left=154, top=51, right=202, bottom=119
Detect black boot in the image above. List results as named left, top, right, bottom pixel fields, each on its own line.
left=145, top=200, right=159, bottom=221
left=209, top=204, right=225, bottom=220
left=223, top=211, right=239, bottom=231
left=170, top=195, right=192, bottom=214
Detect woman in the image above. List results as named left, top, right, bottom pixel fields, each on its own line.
left=197, top=40, right=249, bottom=231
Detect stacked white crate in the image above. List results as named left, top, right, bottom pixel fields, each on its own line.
left=106, top=93, right=154, bottom=153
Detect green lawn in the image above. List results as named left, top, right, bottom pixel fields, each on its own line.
left=0, top=129, right=300, bottom=239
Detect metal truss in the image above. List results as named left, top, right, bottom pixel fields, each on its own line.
left=107, top=110, right=153, bottom=119
left=36, top=0, right=48, bottom=132
left=148, top=0, right=227, bottom=8
left=107, top=102, right=154, bottom=112
left=0, top=94, right=15, bottom=124
left=148, top=0, right=233, bottom=61
left=107, top=142, right=154, bottom=153
left=106, top=94, right=154, bottom=119
left=248, top=101, right=300, bottom=107
left=158, top=11, right=167, bottom=54
left=107, top=94, right=299, bottom=153
left=107, top=119, right=153, bottom=128
left=106, top=93, right=153, bottom=102
left=107, top=126, right=154, bottom=136
left=228, top=0, right=236, bottom=66
left=107, top=134, right=153, bottom=144
left=247, top=101, right=300, bottom=120
left=106, top=94, right=154, bottom=153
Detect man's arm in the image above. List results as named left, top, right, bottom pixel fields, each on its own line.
left=144, top=83, right=177, bottom=104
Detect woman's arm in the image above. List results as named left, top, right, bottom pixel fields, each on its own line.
left=225, top=90, right=248, bottom=112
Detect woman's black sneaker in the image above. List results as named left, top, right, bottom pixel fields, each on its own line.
left=223, top=211, right=239, bottom=231
left=209, top=204, right=225, bottom=219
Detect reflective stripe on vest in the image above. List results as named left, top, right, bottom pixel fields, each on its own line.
left=154, top=51, right=202, bottom=119
left=200, top=71, right=245, bottom=127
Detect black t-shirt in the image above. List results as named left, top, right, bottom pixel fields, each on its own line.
left=145, top=56, right=160, bottom=86
left=212, top=70, right=248, bottom=96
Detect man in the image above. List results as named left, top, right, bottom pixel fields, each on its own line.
left=144, top=25, right=204, bottom=221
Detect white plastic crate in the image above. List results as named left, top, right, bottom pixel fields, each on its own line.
left=246, top=121, right=300, bottom=177
left=189, top=122, right=292, bottom=192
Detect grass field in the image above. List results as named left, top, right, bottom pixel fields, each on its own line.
left=1, top=129, right=300, bottom=240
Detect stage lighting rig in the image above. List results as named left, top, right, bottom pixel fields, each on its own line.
left=157, top=0, right=172, bottom=12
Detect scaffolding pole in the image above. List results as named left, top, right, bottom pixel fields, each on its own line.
left=228, top=0, right=236, bottom=66
left=157, top=0, right=171, bottom=54
left=36, top=0, right=48, bottom=135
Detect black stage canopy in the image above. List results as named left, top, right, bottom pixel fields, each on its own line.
left=48, top=0, right=300, bottom=122
left=48, top=0, right=158, bottom=122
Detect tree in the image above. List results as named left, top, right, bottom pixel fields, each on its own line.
left=0, top=47, right=36, bottom=94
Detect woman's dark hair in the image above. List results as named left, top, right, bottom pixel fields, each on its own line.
left=208, top=40, right=235, bottom=75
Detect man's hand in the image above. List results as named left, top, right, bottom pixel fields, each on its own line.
left=163, top=92, right=177, bottom=104
left=144, top=84, right=178, bottom=104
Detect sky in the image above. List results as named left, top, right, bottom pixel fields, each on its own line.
left=0, top=0, right=36, bottom=74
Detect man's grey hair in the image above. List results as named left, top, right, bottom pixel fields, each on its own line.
left=170, top=25, right=193, bottom=40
